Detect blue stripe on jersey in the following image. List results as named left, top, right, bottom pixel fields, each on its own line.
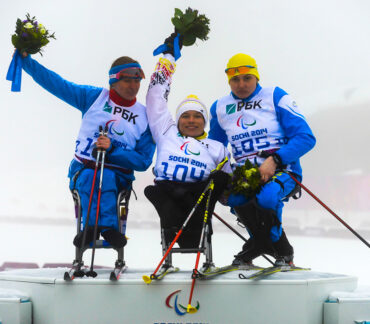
left=209, top=100, right=229, bottom=146
left=22, top=55, right=103, bottom=115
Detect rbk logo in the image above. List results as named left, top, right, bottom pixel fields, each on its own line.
left=237, top=99, right=262, bottom=111
left=103, top=102, right=112, bottom=113
left=226, top=100, right=262, bottom=114
left=103, top=102, right=138, bottom=124
left=226, top=104, right=236, bottom=114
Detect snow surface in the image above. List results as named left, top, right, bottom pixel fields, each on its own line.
left=328, top=287, right=370, bottom=302
left=0, top=288, right=29, bottom=301
left=0, top=222, right=369, bottom=291
left=0, top=266, right=351, bottom=283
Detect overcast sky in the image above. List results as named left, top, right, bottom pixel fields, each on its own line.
left=1, top=0, right=369, bottom=220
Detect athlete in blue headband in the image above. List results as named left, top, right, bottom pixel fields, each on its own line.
left=19, top=51, right=155, bottom=249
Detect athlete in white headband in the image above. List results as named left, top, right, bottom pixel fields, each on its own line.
left=144, top=33, right=232, bottom=273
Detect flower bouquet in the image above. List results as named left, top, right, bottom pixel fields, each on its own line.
left=227, top=159, right=262, bottom=199
left=153, top=7, right=210, bottom=61
left=7, top=14, right=55, bottom=92
left=11, top=13, right=56, bottom=56
left=171, top=7, right=210, bottom=46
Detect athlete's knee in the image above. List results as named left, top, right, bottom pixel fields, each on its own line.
left=257, top=183, right=280, bottom=209
left=100, top=169, right=119, bottom=193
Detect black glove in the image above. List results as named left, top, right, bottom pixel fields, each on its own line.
left=91, top=146, right=99, bottom=159
left=208, top=170, right=230, bottom=192
left=91, top=145, right=114, bottom=159
left=163, top=32, right=183, bottom=56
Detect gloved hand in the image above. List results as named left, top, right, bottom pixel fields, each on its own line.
left=91, top=144, right=114, bottom=159
left=163, top=32, right=183, bottom=56
left=208, top=170, right=230, bottom=192
left=91, top=146, right=101, bottom=159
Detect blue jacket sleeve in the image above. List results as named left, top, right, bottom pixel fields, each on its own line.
left=208, top=100, right=229, bottom=146
left=22, top=55, right=102, bottom=115
left=273, top=87, right=316, bottom=164
left=107, top=126, right=155, bottom=172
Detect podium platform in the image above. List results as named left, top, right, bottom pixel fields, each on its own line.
left=0, top=267, right=358, bottom=324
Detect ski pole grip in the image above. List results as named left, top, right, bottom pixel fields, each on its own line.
left=214, top=156, right=229, bottom=172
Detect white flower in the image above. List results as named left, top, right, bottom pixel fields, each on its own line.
left=24, top=22, right=34, bottom=29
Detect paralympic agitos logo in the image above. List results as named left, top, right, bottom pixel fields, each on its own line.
left=105, top=119, right=125, bottom=136
left=181, top=141, right=200, bottom=156
left=236, top=115, right=256, bottom=129
left=165, top=289, right=200, bottom=316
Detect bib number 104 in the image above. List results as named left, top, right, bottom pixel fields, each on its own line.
left=161, top=162, right=205, bottom=182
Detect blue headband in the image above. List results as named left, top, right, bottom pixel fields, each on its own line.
left=109, top=63, right=143, bottom=85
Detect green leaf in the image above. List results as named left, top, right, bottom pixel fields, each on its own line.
left=183, top=12, right=195, bottom=26
left=40, top=38, right=49, bottom=46
left=174, top=8, right=183, bottom=18
left=182, top=33, right=196, bottom=46
left=186, top=8, right=197, bottom=21
left=171, top=17, right=183, bottom=31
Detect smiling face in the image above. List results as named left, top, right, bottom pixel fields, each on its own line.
left=111, top=78, right=141, bottom=101
left=229, top=74, right=258, bottom=99
left=178, top=110, right=205, bottom=138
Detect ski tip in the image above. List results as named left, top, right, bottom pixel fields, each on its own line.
left=187, top=304, right=198, bottom=314
left=142, top=275, right=152, bottom=284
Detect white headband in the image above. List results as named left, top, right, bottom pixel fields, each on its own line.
left=175, top=95, right=208, bottom=125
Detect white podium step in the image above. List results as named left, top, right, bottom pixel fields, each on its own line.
left=324, top=290, right=370, bottom=324
left=0, top=267, right=357, bottom=324
left=0, top=288, right=32, bottom=324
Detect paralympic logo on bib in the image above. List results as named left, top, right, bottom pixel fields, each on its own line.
left=236, top=115, right=256, bottom=129
left=165, top=289, right=200, bottom=316
left=105, top=119, right=124, bottom=136
left=181, top=141, right=200, bottom=156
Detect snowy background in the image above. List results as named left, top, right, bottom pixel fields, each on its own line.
left=0, top=0, right=369, bottom=287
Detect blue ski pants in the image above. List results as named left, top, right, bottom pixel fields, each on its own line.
left=74, top=168, right=129, bottom=229
left=228, top=172, right=297, bottom=242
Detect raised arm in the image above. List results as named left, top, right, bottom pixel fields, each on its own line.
left=145, top=54, right=177, bottom=142
left=22, top=55, right=102, bottom=114
left=209, top=100, right=229, bottom=147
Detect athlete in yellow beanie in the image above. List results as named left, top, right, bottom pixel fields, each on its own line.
left=209, top=52, right=316, bottom=268
left=224, top=53, right=260, bottom=99
left=225, top=53, right=260, bottom=83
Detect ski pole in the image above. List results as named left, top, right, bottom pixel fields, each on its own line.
left=213, top=212, right=275, bottom=266
left=142, top=157, right=229, bottom=284
left=289, top=173, right=370, bottom=249
left=86, top=126, right=109, bottom=277
left=187, top=182, right=214, bottom=314
left=142, top=181, right=213, bottom=284
left=80, top=150, right=101, bottom=251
